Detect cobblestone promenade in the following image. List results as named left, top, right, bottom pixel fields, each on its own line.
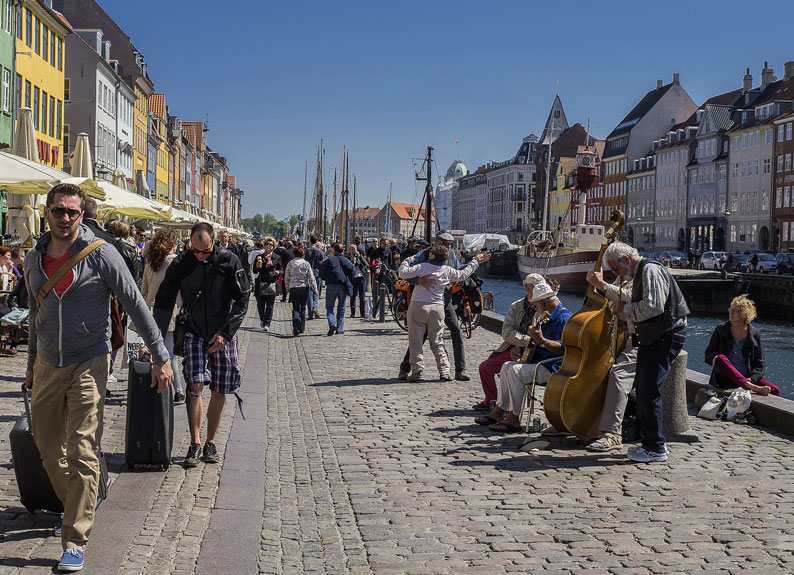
left=1, top=297, right=794, bottom=574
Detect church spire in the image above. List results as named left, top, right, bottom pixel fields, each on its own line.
left=539, top=94, right=569, bottom=146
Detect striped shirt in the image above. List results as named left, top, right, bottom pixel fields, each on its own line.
left=624, top=262, right=687, bottom=329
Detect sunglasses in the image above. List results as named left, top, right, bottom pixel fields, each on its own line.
left=49, top=207, right=83, bottom=220
left=190, top=248, right=213, bottom=255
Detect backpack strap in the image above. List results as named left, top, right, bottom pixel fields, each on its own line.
left=36, top=240, right=107, bottom=307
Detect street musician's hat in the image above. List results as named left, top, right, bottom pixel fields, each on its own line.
left=529, top=282, right=555, bottom=302
left=436, top=231, right=454, bottom=242
left=522, top=273, right=545, bottom=287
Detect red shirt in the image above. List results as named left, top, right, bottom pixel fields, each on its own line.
left=42, top=244, right=76, bottom=298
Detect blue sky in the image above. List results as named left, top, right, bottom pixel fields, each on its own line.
left=100, top=0, right=794, bottom=219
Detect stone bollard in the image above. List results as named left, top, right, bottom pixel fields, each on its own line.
left=662, top=350, right=699, bottom=443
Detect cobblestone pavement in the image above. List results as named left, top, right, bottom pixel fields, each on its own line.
left=1, top=295, right=794, bottom=574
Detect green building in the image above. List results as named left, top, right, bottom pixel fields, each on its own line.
left=0, top=0, right=16, bottom=234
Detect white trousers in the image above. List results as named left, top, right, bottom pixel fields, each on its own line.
left=496, top=361, right=551, bottom=417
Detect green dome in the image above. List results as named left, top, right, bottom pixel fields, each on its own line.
left=446, top=160, right=468, bottom=180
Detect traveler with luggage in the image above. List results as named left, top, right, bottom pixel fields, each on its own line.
left=24, top=184, right=173, bottom=572
left=152, top=222, right=250, bottom=470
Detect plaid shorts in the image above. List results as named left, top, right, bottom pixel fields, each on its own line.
left=182, top=331, right=241, bottom=394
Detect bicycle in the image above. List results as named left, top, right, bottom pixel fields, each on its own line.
left=451, top=278, right=483, bottom=339
left=392, top=278, right=410, bottom=330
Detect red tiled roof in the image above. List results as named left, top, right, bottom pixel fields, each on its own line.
left=390, top=202, right=434, bottom=221
left=226, top=175, right=235, bottom=188
left=149, top=93, right=165, bottom=120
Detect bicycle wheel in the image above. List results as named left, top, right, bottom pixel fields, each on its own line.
left=471, top=312, right=481, bottom=331
left=461, top=306, right=473, bottom=338
left=392, top=295, right=408, bottom=331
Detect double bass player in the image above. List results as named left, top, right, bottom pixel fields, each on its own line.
left=603, top=243, right=688, bottom=463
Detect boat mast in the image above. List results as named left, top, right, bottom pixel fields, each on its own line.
left=301, top=160, right=307, bottom=240
left=314, top=140, right=324, bottom=239
left=352, top=174, right=357, bottom=242
left=542, top=116, right=553, bottom=235
left=332, top=168, right=338, bottom=241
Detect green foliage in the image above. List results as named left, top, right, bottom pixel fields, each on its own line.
left=240, top=212, right=301, bottom=238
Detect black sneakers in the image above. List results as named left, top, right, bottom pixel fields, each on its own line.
left=184, top=443, right=201, bottom=468
left=202, top=442, right=219, bottom=464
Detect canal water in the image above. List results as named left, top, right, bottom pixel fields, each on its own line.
left=480, top=278, right=794, bottom=400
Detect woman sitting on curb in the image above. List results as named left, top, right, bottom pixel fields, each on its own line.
left=704, top=294, right=780, bottom=396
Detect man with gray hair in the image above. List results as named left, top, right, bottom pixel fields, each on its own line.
left=474, top=273, right=547, bottom=411
left=603, top=242, right=688, bottom=463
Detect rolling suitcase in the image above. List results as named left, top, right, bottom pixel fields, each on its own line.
left=125, top=360, right=174, bottom=470
left=10, top=384, right=110, bottom=513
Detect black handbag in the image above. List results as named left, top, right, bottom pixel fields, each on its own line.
left=173, top=252, right=224, bottom=357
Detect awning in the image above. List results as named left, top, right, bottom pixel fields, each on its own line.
left=0, top=150, right=105, bottom=199
left=96, top=181, right=172, bottom=221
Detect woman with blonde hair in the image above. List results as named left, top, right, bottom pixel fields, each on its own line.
left=704, top=294, right=779, bottom=396
left=142, top=228, right=186, bottom=403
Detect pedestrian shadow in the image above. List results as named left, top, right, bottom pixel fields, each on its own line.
left=311, top=377, right=405, bottom=388
left=0, top=556, right=58, bottom=570
left=344, top=327, right=403, bottom=336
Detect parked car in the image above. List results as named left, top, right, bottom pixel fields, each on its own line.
left=725, top=253, right=750, bottom=273
left=658, top=250, right=688, bottom=268
left=699, top=251, right=727, bottom=270
left=754, top=253, right=777, bottom=273
left=777, top=253, right=794, bottom=275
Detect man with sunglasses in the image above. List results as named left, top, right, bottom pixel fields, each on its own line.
left=153, top=222, right=249, bottom=470
left=24, top=184, right=173, bottom=572
left=603, top=242, right=688, bottom=464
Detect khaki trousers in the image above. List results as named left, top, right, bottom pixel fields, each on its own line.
left=598, top=345, right=638, bottom=436
left=496, top=361, right=551, bottom=417
left=407, top=301, right=450, bottom=376
left=31, top=354, right=109, bottom=552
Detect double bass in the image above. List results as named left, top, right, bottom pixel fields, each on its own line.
left=543, top=210, right=626, bottom=438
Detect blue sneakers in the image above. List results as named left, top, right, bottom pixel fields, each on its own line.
left=58, top=548, right=84, bottom=572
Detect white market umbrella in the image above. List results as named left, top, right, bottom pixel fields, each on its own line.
left=71, top=133, right=93, bottom=179
left=159, top=207, right=199, bottom=230
left=111, top=168, right=127, bottom=189
left=96, top=181, right=172, bottom=221
left=5, top=108, right=39, bottom=245
left=134, top=169, right=151, bottom=199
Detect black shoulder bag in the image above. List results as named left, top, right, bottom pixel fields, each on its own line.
left=173, top=252, right=224, bottom=357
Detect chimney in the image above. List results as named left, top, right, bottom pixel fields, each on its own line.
left=673, top=73, right=680, bottom=85
left=656, top=79, right=663, bottom=89
left=785, top=61, right=794, bottom=81
left=102, top=40, right=111, bottom=63
left=743, top=68, right=753, bottom=93
left=95, top=29, right=103, bottom=56
left=761, top=61, right=774, bottom=90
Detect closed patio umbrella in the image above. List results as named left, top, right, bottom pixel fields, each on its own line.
left=5, top=108, right=39, bottom=245
left=71, top=133, right=93, bottom=179
left=111, top=168, right=127, bottom=189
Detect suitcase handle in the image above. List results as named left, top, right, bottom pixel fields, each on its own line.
left=21, top=383, right=32, bottom=428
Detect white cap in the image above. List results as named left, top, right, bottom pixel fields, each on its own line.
left=529, top=282, right=556, bottom=303
left=523, top=273, right=545, bottom=287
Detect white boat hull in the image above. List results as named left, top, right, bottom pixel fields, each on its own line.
left=517, top=251, right=599, bottom=289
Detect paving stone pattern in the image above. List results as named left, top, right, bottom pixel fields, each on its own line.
left=1, top=295, right=794, bottom=574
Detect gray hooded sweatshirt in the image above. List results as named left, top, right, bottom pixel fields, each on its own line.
left=25, top=224, right=169, bottom=371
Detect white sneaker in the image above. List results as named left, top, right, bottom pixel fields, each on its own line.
left=107, top=373, right=118, bottom=383
left=263, top=326, right=270, bottom=332
left=628, top=444, right=669, bottom=455
left=627, top=447, right=668, bottom=463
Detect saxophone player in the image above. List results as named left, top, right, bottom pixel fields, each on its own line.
left=583, top=268, right=637, bottom=452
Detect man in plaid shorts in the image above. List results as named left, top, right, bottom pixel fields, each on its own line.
left=153, top=222, right=250, bottom=468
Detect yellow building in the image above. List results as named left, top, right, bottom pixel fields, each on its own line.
left=133, top=78, right=153, bottom=182
left=16, top=0, right=69, bottom=169
left=149, top=93, right=168, bottom=204
left=549, top=157, right=575, bottom=235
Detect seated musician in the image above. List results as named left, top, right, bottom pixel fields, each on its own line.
left=474, top=273, right=547, bottom=411
left=475, top=282, right=572, bottom=433
left=579, top=268, right=637, bottom=451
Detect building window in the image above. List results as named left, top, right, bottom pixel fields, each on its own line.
left=42, top=24, right=47, bottom=61
left=14, top=72, right=20, bottom=111
left=56, top=101, right=62, bottom=138
left=3, top=0, right=10, bottom=34
left=57, top=38, right=62, bottom=71
left=49, top=95, right=54, bottom=137
left=788, top=123, right=793, bottom=141
left=34, top=17, right=39, bottom=54
left=41, top=89, right=47, bottom=132
left=1, top=68, right=9, bottom=113
left=763, top=158, right=771, bottom=174
left=779, top=125, right=785, bottom=142
left=33, top=86, right=39, bottom=129
left=15, top=3, right=21, bottom=39
left=50, top=31, right=55, bottom=67
left=23, top=79, right=30, bottom=108
left=765, top=129, right=772, bottom=145
left=24, top=8, right=30, bottom=46
left=63, top=123, right=69, bottom=156
left=733, top=136, right=739, bottom=150
left=787, top=154, right=792, bottom=172
left=777, top=187, right=783, bottom=208
left=64, top=78, right=69, bottom=101
left=779, top=155, right=784, bottom=172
